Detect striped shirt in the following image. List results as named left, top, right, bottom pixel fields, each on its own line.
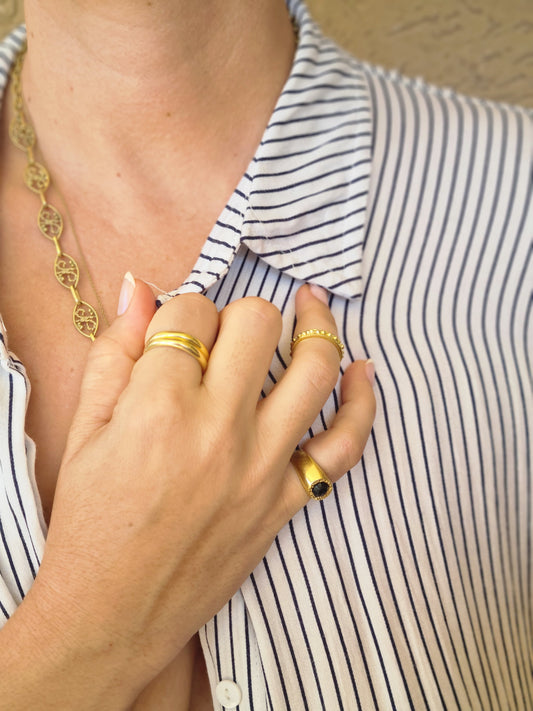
left=1, top=1, right=532, bottom=708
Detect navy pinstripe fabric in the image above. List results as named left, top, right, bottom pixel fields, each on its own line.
left=1, top=1, right=531, bottom=708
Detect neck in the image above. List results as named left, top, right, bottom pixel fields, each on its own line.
left=20, top=0, right=296, bottom=203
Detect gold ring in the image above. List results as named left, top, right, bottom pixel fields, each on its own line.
left=144, top=331, right=210, bottom=374
left=290, top=329, right=344, bottom=361
left=290, top=448, right=333, bottom=501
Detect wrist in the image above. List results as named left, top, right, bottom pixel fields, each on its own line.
left=0, top=572, right=141, bottom=710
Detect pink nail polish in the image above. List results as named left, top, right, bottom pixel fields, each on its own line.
left=309, top=283, right=329, bottom=304
left=365, top=359, right=375, bottom=386
left=117, top=272, right=136, bottom=316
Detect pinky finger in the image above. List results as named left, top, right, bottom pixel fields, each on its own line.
left=276, top=359, right=376, bottom=524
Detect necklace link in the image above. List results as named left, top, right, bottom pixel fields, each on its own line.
left=9, top=42, right=101, bottom=341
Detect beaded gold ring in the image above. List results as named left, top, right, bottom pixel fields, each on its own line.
left=290, top=329, right=344, bottom=361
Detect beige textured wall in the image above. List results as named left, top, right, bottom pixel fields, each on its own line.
left=1, top=0, right=532, bottom=107
left=308, top=0, right=533, bottom=108
left=0, top=0, right=22, bottom=35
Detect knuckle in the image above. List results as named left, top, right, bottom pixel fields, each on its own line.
left=81, top=334, right=129, bottom=389
left=225, top=297, right=282, bottom=331
left=88, top=330, right=124, bottom=363
left=148, top=293, right=219, bottom=334
left=160, top=291, right=213, bottom=315
left=305, top=353, right=339, bottom=396
left=335, top=431, right=365, bottom=471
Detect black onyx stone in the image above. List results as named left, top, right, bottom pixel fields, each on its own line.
left=311, top=481, right=330, bottom=499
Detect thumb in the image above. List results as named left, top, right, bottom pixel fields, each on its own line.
left=66, top=273, right=157, bottom=454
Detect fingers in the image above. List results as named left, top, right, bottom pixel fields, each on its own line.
left=258, top=284, right=343, bottom=448
left=66, top=276, right=157, bottom=455
left=202, top=297, right=282, bottom=409
left=133, top=293, right=219, bottom=392
left=277, top=359, right=376, bottom=522
left=137, top=295, right=282, bottom=410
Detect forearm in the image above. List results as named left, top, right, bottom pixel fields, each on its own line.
left=0, top=579, right=143, bottom=711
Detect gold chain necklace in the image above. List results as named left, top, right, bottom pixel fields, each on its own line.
left=8, top=19, right=299, bottom=341
left=8, top=43, right=105, bottom=341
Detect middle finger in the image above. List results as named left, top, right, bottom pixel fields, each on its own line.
left=202, top=296, right=283, bottom=412
left=257, top=284, right=342, bottom=448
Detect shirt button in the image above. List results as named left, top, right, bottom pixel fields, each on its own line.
left=215, top=679, right=242, bottom=708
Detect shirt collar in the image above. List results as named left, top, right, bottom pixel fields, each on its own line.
left=0, top=24, right=25, bottom=82
left=239, top=1, right=373, bottom=300
left=0, top=3, right=373, bottom=303
left=173, top=2, right=372, bottom=302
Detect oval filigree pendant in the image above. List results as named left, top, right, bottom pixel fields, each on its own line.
left=9, top=116, right=35, bottom=150
left=54, top=253, right=79, bottom=289
left=73, top=302, right=99, bottom=339
left=24, top=162, right=49, bottom=193
left=38, top=203, right=63, bottom=240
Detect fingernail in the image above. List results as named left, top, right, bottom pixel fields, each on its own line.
left=365, top=359, right=375, bottom=386
left=309, top=284, right=329, bottom=305
left=117, top=272, right=136, bottom=315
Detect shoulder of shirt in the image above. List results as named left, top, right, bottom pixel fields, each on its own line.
left=294, top=14, right=533, bottom=125
left=0, top=25, right=25, bottom=109
left=364, top=58, right=533, bottom=122
left=330, top=38, right=533, bottom=125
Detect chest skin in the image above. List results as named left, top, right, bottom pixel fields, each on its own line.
left=0, top=204, right=216, bottom=711
left=0, top=117, right=222, bottom=711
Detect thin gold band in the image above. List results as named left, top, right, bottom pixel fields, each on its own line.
left=290, top=448, right=333, bottom=501
left=144, top=331, right=210, bottom=374
left=290, top=329, right=344, bottom=361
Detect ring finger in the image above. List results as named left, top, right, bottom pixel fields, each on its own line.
left=258, top=284, right=344, bottom=448
left=132, top=293, right=219, bottom=392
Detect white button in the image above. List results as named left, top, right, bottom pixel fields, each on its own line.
left=215, top=679, right=242, bottom=708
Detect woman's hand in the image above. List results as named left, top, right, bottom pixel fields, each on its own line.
left=14, top=280, right=375, bottom=709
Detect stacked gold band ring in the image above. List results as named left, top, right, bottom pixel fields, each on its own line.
left=290, top=448, right=333, bottom=501
left=290, top=329, right=344, bottom=361
left=144, top=331, right=210, bottom=374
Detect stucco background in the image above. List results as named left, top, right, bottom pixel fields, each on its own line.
left=1, top=0, right=532, bottom=108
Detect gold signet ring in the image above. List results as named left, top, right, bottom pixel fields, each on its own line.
left=144, top=331, right=210, bottom=374
left=290, top=329, right=344, bottom=361
left=290, top=448, right=333, bottom=501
